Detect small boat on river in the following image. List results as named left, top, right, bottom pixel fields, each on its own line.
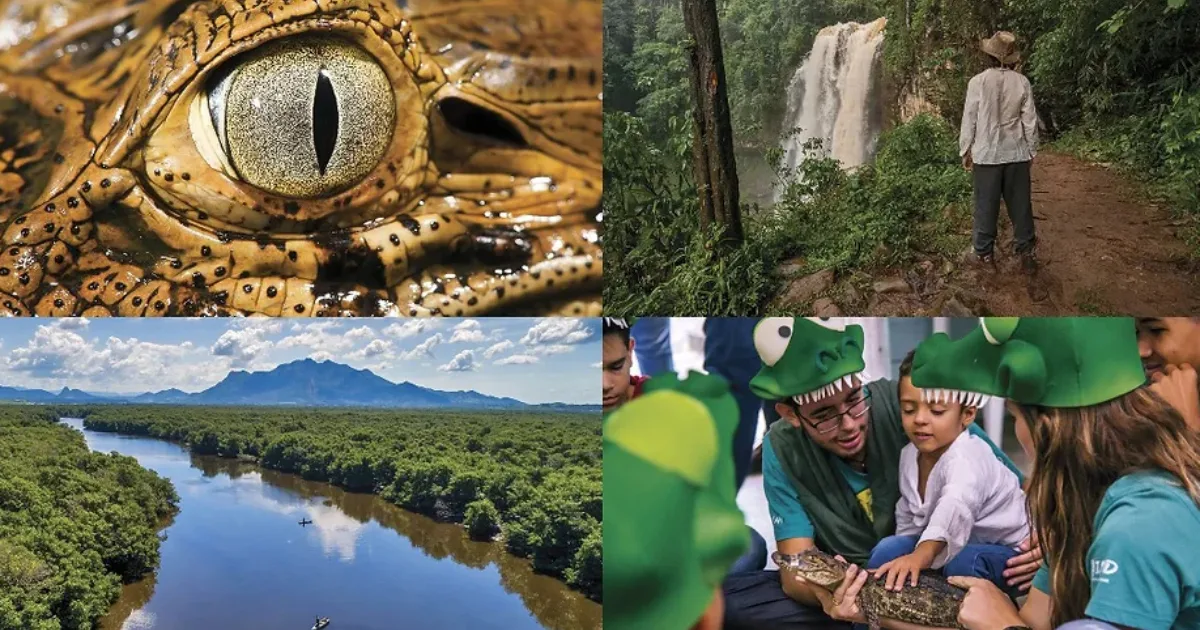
left=312, top=616, right=330, bottom=629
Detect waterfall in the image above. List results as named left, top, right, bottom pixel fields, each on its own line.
left=774, top=18, right=887, bottom=201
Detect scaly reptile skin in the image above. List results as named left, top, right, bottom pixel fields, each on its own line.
left=774, top=549, right=966, bottom=630
left=0, top=0, right=600, bottom=317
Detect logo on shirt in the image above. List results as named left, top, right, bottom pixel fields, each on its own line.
left=773, top=516, right=784, bottom=526
left=1090, top=559, right=1119, bottom=583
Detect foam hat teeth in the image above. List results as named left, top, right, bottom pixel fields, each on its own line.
left=911, top=317, right=1146, bottom=408
left=749, top=317, right=867, bottom=403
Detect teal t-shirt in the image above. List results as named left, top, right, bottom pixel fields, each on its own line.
left=1031, top=471, right=1200, bottom=629
left=762, top=422, right=1020, bottom=542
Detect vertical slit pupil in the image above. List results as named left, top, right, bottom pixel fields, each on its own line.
left=313, top=70, right=338, bottom=175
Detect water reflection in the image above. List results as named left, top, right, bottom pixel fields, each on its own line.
left=63, top=421, right=600, bottom=630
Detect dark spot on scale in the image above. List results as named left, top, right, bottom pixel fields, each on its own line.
left=375, top=180, right=385, bottom=189
left=6, top=248, right=14, bottom=255
left=81, top=181, right=92, bottom=193
left=19, top=228, right=29, bottom=237
left=46, top=203, right=55, bottom=212
left=509, top=279, right=518, bottom=287
left=284, top=201, right=300, bottom=215
left=239, top=271, right=250, bottom=279
left=389, top=234, right=401, bottom=246
left=442, top=299, right=450, bottom=306
left=200, top=246, right=211, bottom=256
left=568, top=66, right=576, bottom=80
left=214, top=266, right=226, bottom=277
left=54, top=298, right=64, bottom=307
left=197, top=212, right=208, bottom=220
left=216, top=231, right=232, bottom=244
left=288, top=250, right=298, bottom=262
left=182, top=173, right=190, bottom=180
left=43, top=223, right=54, bottom=233
left=53, top=255, right=64, bottom=264
left=294, top=304, right=305, bottom=313
left=588, top=69, right=597, bottom=86
left=132, top=297, right=143, bottom=306
left=0, top=268, right=8, bottom=276
left=555, top=269, right=563, bottom=276
left=494, top=287, right=505, bottom=298
left=212, top=291, right=228, bottom=305
left=100, top=179, right=110, bottom=188
left=67, top=197, right=78, bottom=208
left=531, top=271, right=540, bottom=280
left=114, top=282, right=126, bottom=291
left=154, top=169, right=161, bottom=176
left=585, top=260, right=594, bottom=269
left=54, top=104, right=64, bottom=113
left=87, top=281, right=99, bottom=290
left=264, top=286, right=280, bottom=299
left=154, top=301, right=165, bottom=310
left=191, top=272, right=206, bottom=288
left=467, top=296, right=478, bottom=306
left=387, top=163, right=397, bottom=174
left=455, top=309, right=463, bottom=316
left=399, top=215, right=420, bottom=235
left=164, top=173, right=174, bottom=182
left=70, top=225, right=80, bottom=235
left=430, top=221, right=439, bottom=231
left=548, top=68, right=557, bottom=81
left=547, top=279, right=554, bottom=287
left=170, top=259, right=182, bottom=269
left=243, top=284, right=254, bottom=293
left=53, top=153, right=64, bottom=164
left=14, top=217, right=24, bottom=225
left=409, top=308, right=418, bottom=316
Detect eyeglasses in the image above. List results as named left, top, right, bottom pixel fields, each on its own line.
left=796, top=388, right=871, bottom=434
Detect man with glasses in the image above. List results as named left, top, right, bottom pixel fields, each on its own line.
left=722, top=318, right=1025, bottom=629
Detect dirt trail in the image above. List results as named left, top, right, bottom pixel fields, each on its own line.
left=837, top=151, right=1199, bottom=316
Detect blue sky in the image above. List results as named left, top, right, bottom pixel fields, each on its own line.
left=0, top=318, right=602, bottom=404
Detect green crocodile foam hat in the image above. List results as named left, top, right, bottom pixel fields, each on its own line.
left=750, top=317, right=867, bottom=404
left=604, top=371, right=749, bottom=630
left=911, top=317, right=1146, bottom=408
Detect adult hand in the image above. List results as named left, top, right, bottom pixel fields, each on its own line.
left=875, top=552, right=926, bottom=591
left=800, top=556, right=869, bottom=623
left=948, top=577, right=1026, bottom=630
left=962, top=153, right=974, bottom=170
left=1003, top=531, right=1043, bottom=592
left=1150, top=364, right=1200, bottom=429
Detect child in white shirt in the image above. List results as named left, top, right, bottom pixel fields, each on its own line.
left=869, top=350, right=1029, bottom=596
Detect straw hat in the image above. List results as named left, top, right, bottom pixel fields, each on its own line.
left=980, top=31, right=1020, bottom=65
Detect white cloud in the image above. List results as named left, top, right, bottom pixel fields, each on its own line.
left=384, top=320, right=435, bottom=338
left=483, top=340, right=515, bottom=359
left=495, top=354, right=539, bottom=365
left=311, top=351, right=336, bottom=362
left=448, top=319, right=485, bottom=343
left=229, top=318, right=284, bottom=333
left=53, top=317, right=89, bottom=330
left=520, top=318, right=593, bottom=347
left=438, top=349, right=477, bottom=372
left=346, top=326, right=376, bottom=342
left=400, top=333, right=443, bottom=360
left=359, top=339, right=390, bottom=358
left=529, top=344, right=574, bottom=355
left=211, top=326, right=274, bottom=368
left=591, top=362, right=602, bottom=368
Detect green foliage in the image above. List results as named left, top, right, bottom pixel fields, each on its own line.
left=602, top=111, right=781, bottom=315
left=68, top=404, right=601, bottom=600
left=766, top=115, right=971, bottom=274
left=0, top=408, right=177, bottom=630
left=464, top=499, right=501, bottom=541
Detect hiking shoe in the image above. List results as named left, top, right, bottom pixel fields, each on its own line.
left=962, top=248, right=996, bottom=271
left=1020, top=250, right=1040, bottom=276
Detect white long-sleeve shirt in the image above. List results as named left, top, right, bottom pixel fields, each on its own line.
left=896, top=430, right=1029, bottom=569
left=959, top=68, right=1040, bottom=165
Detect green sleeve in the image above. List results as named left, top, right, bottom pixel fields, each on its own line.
left=967, top=423, right=1024, bottom=484
left=762, top=434, right=815, bottom=542
left=1082, top=496, right=1188, bottom=629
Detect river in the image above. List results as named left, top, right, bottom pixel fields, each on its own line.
left=60, top=419, right=602, bottom=630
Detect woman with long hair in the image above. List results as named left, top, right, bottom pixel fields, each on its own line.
left=817, top=318, right=1200, bottom=629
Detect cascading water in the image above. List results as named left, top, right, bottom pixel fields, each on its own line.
left=774, top=18, right=887, bottom=201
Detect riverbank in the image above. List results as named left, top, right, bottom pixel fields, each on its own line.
left=66, top=404, right=602, bottom=602
left=0, top=407, right=177, bottom=630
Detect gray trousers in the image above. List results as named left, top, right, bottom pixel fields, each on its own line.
left=972, top=160, right=1036, bottom=255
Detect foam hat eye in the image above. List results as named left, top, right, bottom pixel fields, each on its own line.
left=980, top=317, right=1020, bottom=345
left=996, top=339, right=1047, bottom=403
left=754, top=317, right=794, bottom=367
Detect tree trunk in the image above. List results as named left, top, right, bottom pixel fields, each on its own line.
left=681, top=0, right=743, bottom=245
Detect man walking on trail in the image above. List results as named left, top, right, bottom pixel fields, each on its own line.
left=960, top=31, right=1044, bottom=300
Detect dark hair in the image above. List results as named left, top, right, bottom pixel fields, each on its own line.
left=603, top=318, right=632, bottom=345
left=898, top=349, right=916, bottom=379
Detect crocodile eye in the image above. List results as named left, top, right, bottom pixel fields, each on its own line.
left=754, top=317, right=794, bottom=367
left=197, top=35, right=394, bottom=198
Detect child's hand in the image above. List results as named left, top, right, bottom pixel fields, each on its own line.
left=875, top=552, right=929, bottom=591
